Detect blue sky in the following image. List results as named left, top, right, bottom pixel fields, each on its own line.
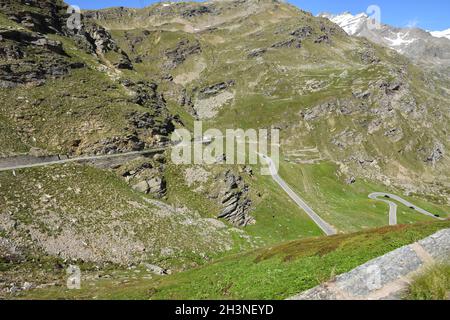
left=69, top=0, right=450, bottom=31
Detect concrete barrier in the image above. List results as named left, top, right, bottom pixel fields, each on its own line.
left=289, top=229, right=450, bottom=300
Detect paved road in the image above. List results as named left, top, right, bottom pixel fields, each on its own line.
left=369, top=192, right=444, bottom=225
left=258, top=153, right=337, bottom=236
left=0, top=148, right=166, bottom=172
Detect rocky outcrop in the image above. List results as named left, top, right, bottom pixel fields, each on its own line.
left=199, top=80, right=235, bottom=99
left=0, top=0, right=134, bottom=88
left=0, top=29, right=64, bottom=54
left=132, top=176, right=166, bottom=198
left=179, top=88, right=198, bottom=119
left=271, top=38, right=302, bottom=49
left=314, top=34, right=330, bottom=44
left=0, top=28, right=83, bottom=88
left=74, top=79, right=174, bottom=155
left=248, top=48, right=266, bottom=58
left=360, top=48, right=381, bottom=64
left=69, top=23, right=133, bottom=70
left=125, top=80, right=175, bottom=141
left=81, top=135, right=145, bottom=155
left=425, top=143, right=445, bottom=165
left=1, top=0, right=133, bottom=69
left=122, top=80, right=166, bottom=110
left=217, top=170, right=254, bottom=227
left=181, top=5, right=214, bottom=18
left=183, top=166, right=255, bottom=227
left=301, top=102, right=334, bottom=121
left=0, top=0, right=67, bottom=34
left=119, top=156, right=167, bottom=198
left=290, top=26, right=313, bottom=39
left=164, top=39, right=201, bottom=70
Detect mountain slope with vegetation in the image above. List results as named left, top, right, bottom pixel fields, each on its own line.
left=0, top=0, right=449, bottom=298
left=16, top=221, right=450, bottom=300
left=86, top=0, right=450, bottom=196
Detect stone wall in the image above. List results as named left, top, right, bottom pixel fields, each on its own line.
left=289, top=229, right=450, bottom=300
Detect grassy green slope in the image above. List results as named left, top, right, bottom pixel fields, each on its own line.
left=96, top=0, right=450, bottom=195
left=0, top=164, right=245, bottom=268
left=18, top=221, right=450, bottom=300
left=278, top=161, right=450, bottom=232
left=163, top=160, right=323, bottom=247
left=406, top=263, right=450, bottom=300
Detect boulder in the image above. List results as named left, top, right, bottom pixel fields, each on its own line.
left=132, top=181, right=149, bottom=194
left=147, top=177, right=166, bottom=198
left=346, top=176, right=356, bottom=185
left=144, top=264, right=167, bottom=275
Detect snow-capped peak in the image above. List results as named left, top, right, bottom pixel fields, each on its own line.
left=430, top=28, right=450, bottom=40
left=320, top=12, right=368, bottom=35
left=321, top=12, right=450, bottom=66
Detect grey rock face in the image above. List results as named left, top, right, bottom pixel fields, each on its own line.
left=82, top=135, right=145, bottom=155
left=0, top=29, right=64, bottom=54
left=132, top=180, right=150, bottom=193
left=290, top=26, right=313, bottom=39
left=122, top=80, right=165, bottom=110
left=301, top=102, right=336, bottom=121
left=0, top=0, right=67, bottom=34
left=147, top=177, right=166, bottom=198
left=314, top=34, right=330, bottom=44
left=0, top=28, right=79, bottom=88
left=225, top=171, right=238, bottom=189
left=70, top=23, right=134, bottom=70
left=248, top=48, right=267, bottom=58
left=199, top=80, right=235, bottom=99
left=122, top=160, right=167, bottom=198
left=217, top=170, right=254, bottom=227
left=271, top=38, right=302, bottom=49
left=181, top=5, right=213, bottom=19
left=164, top=39, right=202, bottom=70
left=426, top=143, right=444, bottom=165
left=360, top=47, right=380, bottom=64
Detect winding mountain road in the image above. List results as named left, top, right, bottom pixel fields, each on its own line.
left=1, top=144, right=444, bottom=234
left=0, top=148, right=166, bottom=172
left=369, top=192, right=444, bottom=225
left=258, top=153, right=337, bottom=236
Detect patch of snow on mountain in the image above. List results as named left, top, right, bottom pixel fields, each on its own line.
left=430, top=28, right=450, bottom=40
left=324, top=12, right=368, bottom=35
left=386, top=32, right=416, bottom=47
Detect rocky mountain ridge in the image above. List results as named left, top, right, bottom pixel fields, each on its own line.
left=1, top=0, right=449, bottom=297
left=321, top=12, right=450, bottom=67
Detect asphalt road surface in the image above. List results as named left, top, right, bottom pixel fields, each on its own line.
left=258, top=153, right=337, bottom=236
left=369, top=192, right=444, bottom=225
left=0, top=148, right=166, bottom=172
